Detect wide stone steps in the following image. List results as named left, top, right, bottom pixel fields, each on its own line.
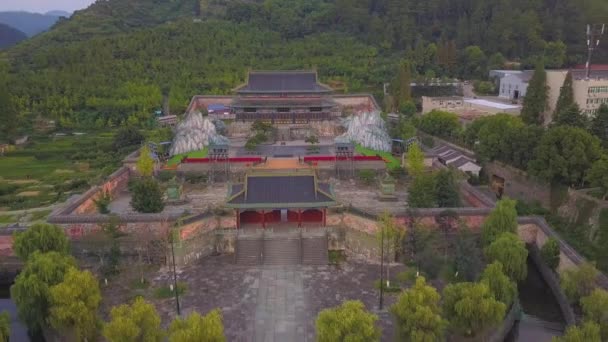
left=235, top=238, right=262, bottom=265
left=262, top=238, right=301, bottom=265
left=301, top=237, right=328, bottom=265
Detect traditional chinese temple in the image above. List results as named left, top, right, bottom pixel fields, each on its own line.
left=231, top=70, right=339, bottom=123
left=225, top=170, right=336, bottom=228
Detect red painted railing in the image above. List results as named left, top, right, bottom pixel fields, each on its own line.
left=303, top=155, right=384, bottom=162
left=183, top=157, right=264, bottom=164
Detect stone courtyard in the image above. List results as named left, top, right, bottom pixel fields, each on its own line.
left=152, top=255, right=402, bottom=342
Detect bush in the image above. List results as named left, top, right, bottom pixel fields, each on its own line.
left=130, top=177, right=164, bottom=213
left=184, top=173, right=207, bottom=184
left=540, top=238, right=560, bottom=271
left=156, top=170, right=175, bottom=183
left=357, top=170, right=376, bottom=185
left=113, top=126, right=144, bottom=149
left=473, top=80, right=496, bottom=95
left=94, top=191, right=112, bottom=214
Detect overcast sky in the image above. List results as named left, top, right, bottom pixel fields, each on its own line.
left=0, top=0, right=96, bottom=13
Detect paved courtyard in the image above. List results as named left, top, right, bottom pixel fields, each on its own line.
left=153, top=255, right=400, bottom=341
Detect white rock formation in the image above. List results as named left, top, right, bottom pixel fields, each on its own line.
left=338, top=111, right=391, bottom=152
left=169, top=112, right=229, bottom=156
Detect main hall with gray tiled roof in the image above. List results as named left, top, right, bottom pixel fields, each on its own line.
left=154, top=255, right=398, bottom=342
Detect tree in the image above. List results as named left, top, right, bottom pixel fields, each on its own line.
left=405, top=144, right=424, bottom=177
left=553, top=322, right=602, bottom=342
left=553, top=72, right=574, bottom=120
left=390, top=277, right=447, bottom=341
left=442, top=282, right=506, bottom=337
left=590, top=104, right=608, bottom=146
left=168, top=309, right=226, bottom=342
left=130, top=177, right=164, bottom=213
left=12, top=223, right=70, bottom=261
left=521, top=62, right=548, bottom=125
left=481, top=198, right=518, bottom=245
left=481, top=262, right=517, bottom=306
left=103, top=297, right=164, bottom=342
left=392, top=59, right=412, bottom=111
left=137, top=145, right=155, bottom=177
left=0, top=311, right=9, bottom=342
left=560, top=262, right=599, bottom=302
left=453, top=227, right=483, bottom=282
left=435, top=170, right=460, bottom=207
left=408, top=173, right=436, bottom=208
left=415, top=110, right=461, bottom=140
left=113, top=126, right=144, bottom=150
left=475, top=114, right=524, bottom=162
left=586, top=155, right=608, bottom=200
left=11, top=252, right=77, bottom=334
left=49, top=268, right=101, bottom=341
left=580, top=289, right=608, bottom=341
left=540, top=238, right=561, bottom=271
left=554, top=103, right=587, bottom=128
left=316, top=300, right=380, bottom=342
left=304, top=135, right=319, bottom=145
left=460, top=46, right=487, bottom=79
left=377, top=212, right=405, bottom=286
left=529, top=126, right=602, bottom=186
left=484, top=233, right=528, bottom=282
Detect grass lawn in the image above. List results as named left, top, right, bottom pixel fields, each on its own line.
left=355, top=144, right=400, bottom=170
left=0, top=215, right=16, bottom=225
left=166, top=147, right=208, bottom=166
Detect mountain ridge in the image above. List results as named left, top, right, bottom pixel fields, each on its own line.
left=0, top=11, right=64, bottom=37
left=0, top=23, right=27, bottom=49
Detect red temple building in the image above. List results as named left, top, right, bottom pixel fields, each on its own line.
left=226, top=170, right=336, bottom=228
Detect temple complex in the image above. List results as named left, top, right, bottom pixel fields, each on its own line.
left=226, top=170, right=336, bottom=228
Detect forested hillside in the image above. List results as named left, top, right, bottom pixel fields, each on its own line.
left=0, top=23, right=27, bottom=49
left=1, top=0, right=607, bottom=133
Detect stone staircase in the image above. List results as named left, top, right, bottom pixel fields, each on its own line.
left=235, top=229, right=328, bottom=266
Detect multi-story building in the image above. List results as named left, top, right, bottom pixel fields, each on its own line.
left=546, top=69, right=608, bottom=120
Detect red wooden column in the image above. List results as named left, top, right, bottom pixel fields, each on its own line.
left=236, top=209, right=240, bottom=229
left=261, top=210, right=266, bottom=229
left=298, top=209, right=302, bottom=228
left=323, top=208, right=327, bottom=226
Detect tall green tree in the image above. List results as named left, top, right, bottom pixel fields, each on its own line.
left=554, top=103, right=587, bottom=128
left=590, top=104, right=608, bottom=146
left=481, top=198, right=518, bottom=245
left=393, top=59, right=412, bottom=111
left=586, top=155, right=608, bottom=200
left=316, top=300, right=380, bottom=342
left=137, top=145, right=155, bottom=177
left=553, top=322, right=602, bottom=342
left=408, top=173, right=436, bottom=208
left=529, top=126, right=602, bottom=186
left=553, top=72, right=574, bottom=120
left=169, top=309, right=226, bottom=342
left=560, top=262, right=599, bottom=302
left=11, top=252, right=77, bottom=334
left=130, top=177, right=164, bottom=213
left=442, top=282, right=506, bottom=337
left=390, top=277, right=447, bottom=341
left=12, top=223, right=70, bottom=261
left=103, top=297, right=164, bottom=342
left=484, top=233, right=528, bottom=282
left=521, top=62, right=548, bottom=125
left=540, top=237, right=561, bottom=271
left=415, top=111, right=461, bottom=140
left=480, top=262, right=517, bottom=306
left=435, top=170, right=460, bottom=207
left=49, top=268, right=101, bottom=341
left=405, top=144, right=424, bottom=177
left=580, top=289, right=608, bottom=341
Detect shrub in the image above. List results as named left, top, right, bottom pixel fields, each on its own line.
left=357, top=170, right=376, bottom=185
left=94, top=191, right=112, bottom=214
left=484, top=232, right=528, bottom=282
left=561, top=262, right=599, bottom=302
left=130, top=178, right=164, bottom=213
left=113, top=126, right=144, bottom=149
left=540, top=238, right=561, bottom=271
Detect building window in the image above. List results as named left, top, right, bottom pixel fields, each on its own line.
left=244, top=108, right=257, bottom=113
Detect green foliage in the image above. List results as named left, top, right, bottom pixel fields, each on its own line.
left=137, top=145, right=155, bottom=177
left=415, top=110, right=461, bottom=140
left=357, top=170, right=376, bottom=185
left=560, top=262, right=599, bottom=302
left=473, top=80, right=495, bottom=95
left=484, top=233, right=528, bottom=282
left=12, top=223, right=70, bottom=261
left=355, top=145, right=401, bottom=170
left=435, top=170, right=460, bottom=207
left=103, top=297, right=164, bottom=342
left=315, top=300, right=380, bottom=342
left=554, top=103, right=587, bottom=128
left=94, top=190, right=112, bottom=214
left=552, top=322, right=602, bottom=342
left=408, top=173, right=436, bottom=208
left=0, top=311, right=9, bottom=342
left=130, top=177, right=164, bottom=213
left=390, top=59, right=412, bottom=111
left=405, top=144, right=424, bottom=177
left=113, top=126, right=144, bottom=150
left=591, top=104, right=608, bottom=147
left=553, top=72, right=574, bottom=121
left=580, top=289, right=608, bottom=341
left=540, top=238, right=561, bottom=271
left=442, top=282, right=506, bottom=337
left=11, top=252, right=77, bottom=334
left=521, top=62, right=548, bottom=125
left=168, top=309, right=226, bottom=342
left=304, top=135, right=319, bottom=145
left=453, top=227, right=483, bottom=282
left=49, top=268, right=102, bottom=341
left=390, top=277, right=447, bottom=341
left=481, top=262, right=517, bottom=306
left=529, top=126, right=602, bottom=186
left=154, top=282, right=187, bottom=299
left=481, top=198, right=518, bottom=245
left=586, top=155, right=608, bottom=199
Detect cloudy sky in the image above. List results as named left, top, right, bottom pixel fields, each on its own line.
left=0, top=0, right=96, bottom=13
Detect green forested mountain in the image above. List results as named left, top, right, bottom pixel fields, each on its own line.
left=1, top=0, right=608, bottom=132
